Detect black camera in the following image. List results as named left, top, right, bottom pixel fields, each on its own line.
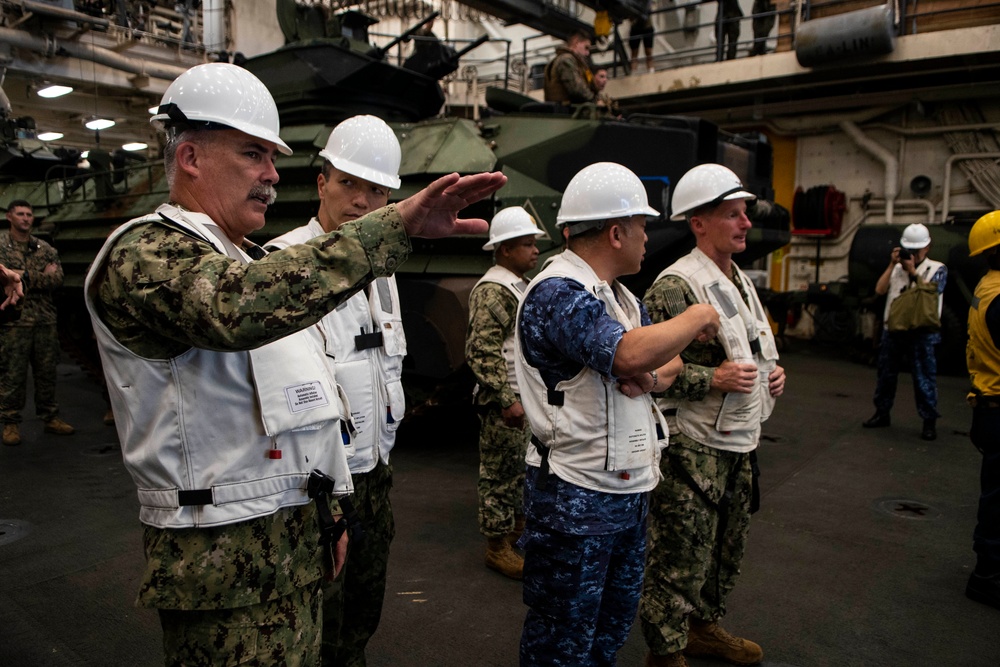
left=898, top=247, right=911, bottom=260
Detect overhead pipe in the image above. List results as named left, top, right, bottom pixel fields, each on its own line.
left=840, top=120, right=899, bottom=223
left=13, top=0, right=112, bottom=30
left=868, top=122, right=1000, bottom=136
left=0, top=27, right=187, bottom=83
left=941, top=152, right=1000, bottom=223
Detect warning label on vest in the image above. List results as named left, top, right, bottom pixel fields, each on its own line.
left=285, top=381, right=330, bottom=413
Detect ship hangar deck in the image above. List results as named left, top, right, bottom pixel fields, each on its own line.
left=0, top=342, right=996, bottom=667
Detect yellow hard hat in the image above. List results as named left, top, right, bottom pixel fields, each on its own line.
left=969, top=210, right=1000, bottom=257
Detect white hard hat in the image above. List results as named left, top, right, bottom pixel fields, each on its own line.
left=670, top=163, right=755, bottom=220
left=900, top=223, right=931, bottom=249
left=319, top=115, right=401, bottom=190
left=151, top=63, right=291, bottom=155
left=556, top=162, right=659, bottom=228
left=483, top=206, right=544, bottom=251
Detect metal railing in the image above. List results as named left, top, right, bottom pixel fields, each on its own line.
left=42, top=159, right=166, bottom=213
left=515, top=0, right=1000, bottom=88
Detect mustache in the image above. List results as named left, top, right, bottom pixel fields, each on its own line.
left=249, top=184, right=277, bottom=206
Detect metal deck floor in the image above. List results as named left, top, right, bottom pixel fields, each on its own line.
left=1, top=343, right=997, bottom=666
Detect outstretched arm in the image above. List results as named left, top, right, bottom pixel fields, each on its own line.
left=396, top=172, right=507, bottom=239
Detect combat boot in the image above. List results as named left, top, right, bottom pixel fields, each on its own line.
left=645, top=651, right=688, bottom=667
left=44, top=417, right=75, bottom=435
left=685, top=620, right=763, bottom=666
left=507, top=514, right=525, bottom=546
left=966, top=571, right=1000, bottom=611
left=485, top=536, right=523, bottom=580
left=862, top=411, right=890, bottom=428
left=921, top=418, right=937, bottom=441
left=3, top=423, right=21, bottom=446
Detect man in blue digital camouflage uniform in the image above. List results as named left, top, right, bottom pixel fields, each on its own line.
left=83, top=62, right=505, bottom=666
left=515, top=162, right=720, bottom=666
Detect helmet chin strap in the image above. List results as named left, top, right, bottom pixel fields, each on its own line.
left=565, top=218, right=607, bottom=237
left=706, top=186, right=754, bottom=209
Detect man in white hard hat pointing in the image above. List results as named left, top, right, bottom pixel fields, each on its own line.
left=84, top=63, right=505, bottom=665
left=640, top=163, right=785, bottom=667
left=514, top=162, right=719, bottom=666
left=266, top=114, right=406, bottom=666
left=465, top=206, right=545, bottom=581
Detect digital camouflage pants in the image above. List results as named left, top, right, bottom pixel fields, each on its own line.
left=0, top=324, right=61, bottom=424
left=321, top=460, right=395, bottom=667
left=640, top=438, right=753, bottom=655
left=159, top=578, right=323, bottom=667
left=477, top=405, right=529, bottom=538
left=520, top=516, right=647, bottom=666
left=873, top=328, right=940, bottom=420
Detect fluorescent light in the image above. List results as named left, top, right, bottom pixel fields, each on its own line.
left=37, top=85, right=73, bottom=98
left=85, top=118, right=116, bottom=131
left=37, top=132, right=64, bottom=142
left=122, top=142, right=148, bottom=151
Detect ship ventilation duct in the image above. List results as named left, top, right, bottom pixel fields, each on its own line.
left=840, top=121, right=899, bottom=224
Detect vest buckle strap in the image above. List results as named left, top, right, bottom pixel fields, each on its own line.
left=178, top=488, right=213, bottom=506
left=307, top=469, right=347, bottom=546
left=355, top=331, right=384, bottom=351
left=546, top=388, right=564, bottom=406
left=530, top=435, right=552, bottom=491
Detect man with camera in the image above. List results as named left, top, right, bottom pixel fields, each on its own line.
left=862, top=223, right=947, bottom=440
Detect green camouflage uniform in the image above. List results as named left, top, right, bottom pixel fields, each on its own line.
left=640, top=272, right=755, bottom=656
left=0, top=230, right=65, bottom=424
left=90, top=205, right=410, bottom=665
left=465, top=280, right=529, bottom=538
left=543, top=46, right=596, bottom=104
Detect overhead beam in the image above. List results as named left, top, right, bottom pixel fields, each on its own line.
left=457, top=0, right=590, bottom=40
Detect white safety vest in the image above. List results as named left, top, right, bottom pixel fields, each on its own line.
left=882, top=257, right=945, bottom=326
left=268, top=219, right=406, bottom=474
left=655, top=248, right=779, bottom=453
left=84, top=205, right=353, bottom=529
left=515, top=250, right=666, bottom=494
left=473, top=264, right=527, bottom=394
